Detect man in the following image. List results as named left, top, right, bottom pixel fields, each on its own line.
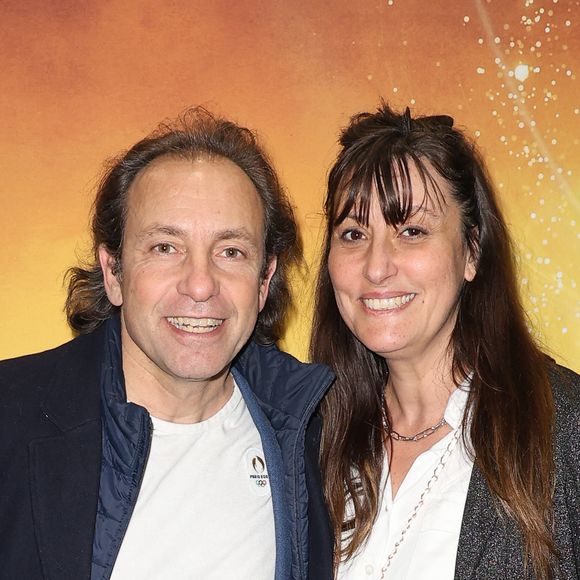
left=0, top=109, right=334, bottom=580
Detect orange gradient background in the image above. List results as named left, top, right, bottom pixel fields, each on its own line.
left=1, top=0, right=578, bottom=372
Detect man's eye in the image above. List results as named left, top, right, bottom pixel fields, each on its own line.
left=222, top=247, right=243, bottom=258
left=153, top=243, right=176, bottom=254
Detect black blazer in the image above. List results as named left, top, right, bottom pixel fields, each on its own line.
left=0, top=332, right=102, bottom=579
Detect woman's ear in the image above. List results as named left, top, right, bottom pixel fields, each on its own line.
left=464, top=226, right=479, bottom=282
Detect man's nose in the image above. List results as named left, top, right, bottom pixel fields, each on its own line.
left=176, top=254, right=219, bottom=302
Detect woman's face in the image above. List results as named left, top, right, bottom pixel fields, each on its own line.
left=328, top=165, right=476, bottom=366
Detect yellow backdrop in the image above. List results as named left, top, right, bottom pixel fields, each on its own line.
left=1, top=0, right=578, bottom=372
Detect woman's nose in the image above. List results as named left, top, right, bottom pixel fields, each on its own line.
left=362, top=238, right=398, bottom=285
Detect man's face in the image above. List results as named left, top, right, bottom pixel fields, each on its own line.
left=100, top=156, right=276, bottom=390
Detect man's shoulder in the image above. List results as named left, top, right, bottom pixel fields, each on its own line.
left=0, top=329, right=106, bottom=449
left=2, top=339, right=69, bottom=370
left=0, top=330, right=104, bottom=403
left=234, top=340, right=334, bottom=416
left=236, top=340, right=333, bottom=387
left=2, top=335, right=80, bottom=379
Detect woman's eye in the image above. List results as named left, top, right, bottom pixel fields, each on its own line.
left=153, top=243, right=176, bottom=253
left=400, top=226, right=425, bottom=238
left=341, top=229, right=365, bottom=242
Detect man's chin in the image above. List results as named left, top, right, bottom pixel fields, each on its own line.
left=163, top=359, right=232, bottom=386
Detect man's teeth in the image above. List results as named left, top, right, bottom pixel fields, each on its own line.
left=167, top=317, right=224, bottom=333
left=363, top=293, right=416, bottom=311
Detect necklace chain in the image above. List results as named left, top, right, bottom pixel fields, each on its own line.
left=389, top=416, right=447, bottom=442
left=379, top=429, right=461, bottom=579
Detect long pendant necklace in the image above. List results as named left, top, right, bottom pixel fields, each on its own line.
left=378, top=429, right=461, bottom=579
left=389, top=416, right=447, bottom=442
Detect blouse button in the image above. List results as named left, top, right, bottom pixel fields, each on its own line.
left=365, top=564, right=374, bottom=575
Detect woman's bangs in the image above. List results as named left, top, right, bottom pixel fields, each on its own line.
left=332, top=151, right=444, bottom=227
left=380, top=154, right=448, bottom=224
left=332, top=168, right=375, bottom=227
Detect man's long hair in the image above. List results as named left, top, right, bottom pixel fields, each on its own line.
left=310, top=103, right=557, bottom=577
left=66, top=107, right=301, bottom=344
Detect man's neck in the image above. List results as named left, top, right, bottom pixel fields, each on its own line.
left=121, top=347, right=235, bottom=424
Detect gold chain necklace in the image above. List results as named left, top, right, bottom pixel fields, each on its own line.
left=379, top=429, right=461, bottom=579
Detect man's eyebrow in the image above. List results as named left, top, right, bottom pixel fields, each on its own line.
left=136, top=225, right=260, bottom=247
left=138, top=225, right=187, bottom=239
left=215, top=228, right=259, bottom=245
left=138, top=225, right=260, bottom=243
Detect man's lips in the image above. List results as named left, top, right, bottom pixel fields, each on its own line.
left=166, top=316, right=225, bottom=334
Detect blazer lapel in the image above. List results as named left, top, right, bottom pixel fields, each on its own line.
left=29, top=421, right=101, bottom=580
left=455, top=465, right=499, bottom=579
left=29, top=329, right=105, bottom=580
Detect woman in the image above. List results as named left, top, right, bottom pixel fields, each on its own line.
left=310, top=103, right=580, bottom=579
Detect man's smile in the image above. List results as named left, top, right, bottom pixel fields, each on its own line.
left=166, top=316, right=225, bottom=333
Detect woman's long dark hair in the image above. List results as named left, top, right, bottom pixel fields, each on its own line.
left=310, top=103, right=556, bottom=577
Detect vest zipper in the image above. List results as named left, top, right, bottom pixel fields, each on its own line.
left=102, top=414, right=153, bottom=580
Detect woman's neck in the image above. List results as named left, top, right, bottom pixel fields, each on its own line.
left=385, top=356, right=456, bottom=429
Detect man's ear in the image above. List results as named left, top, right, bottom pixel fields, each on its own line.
left=98, top=245, right=123, bottom=306
left=258, top=256, right=278, bottom=312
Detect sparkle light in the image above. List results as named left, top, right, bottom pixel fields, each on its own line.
left=514, top=63, right=530, bottom=81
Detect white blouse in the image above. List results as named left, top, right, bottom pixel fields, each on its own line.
left=337, top=387, right=474, bottom=580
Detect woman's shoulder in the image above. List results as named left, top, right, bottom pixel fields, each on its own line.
left=548, top=362, right=580, bottom=441
left=549, top=362, right=580, bottom=406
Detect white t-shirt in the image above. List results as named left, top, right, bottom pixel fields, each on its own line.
left=110, top=382, right=276, bottom=580
left=338, top=387, right=473, bottom=580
